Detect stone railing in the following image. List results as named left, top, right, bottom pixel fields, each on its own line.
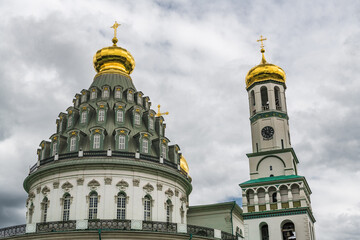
left=29, top=151, right=190, bottom=180
left=0, top=224, right=26, bottom=238
left=0, top=220, right=238, bottom=239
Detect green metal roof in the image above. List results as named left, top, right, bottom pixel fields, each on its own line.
left=240, top=175, right=302, bottom=185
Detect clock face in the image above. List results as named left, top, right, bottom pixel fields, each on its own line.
left=261, top=126, right=274, bottom=139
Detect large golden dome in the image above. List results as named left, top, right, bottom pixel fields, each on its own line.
left=93, top=32, right=135, bottom=76
left=245, top=49, right=286, bottom=90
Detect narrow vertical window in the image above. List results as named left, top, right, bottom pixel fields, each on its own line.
left=91, top=91, right=96, bottom=100
left=67, top=115, right=72, bottom=128
left=41, top=198, right=48, bottom=222
left=118, top=135, right=126, bottom=150
left=88, top=192, right=98, bottom=219
left=166, top=199, right=172, bottom=223
left=70, top=136, right=77, bottom=151
left=115, top=89, right=121, bottom=99
left=149, top=118, right=154, bottom=130
left=98, top=109, right=105, bottom=122
left=161, top=144, right=166, bottom=158
left=281, top=139, right=284, bottom=149
left=52, top=142, right=58, bottom=156
left=93, top=134, right=101, bottom=149
left=81, top=94, right=86, bottom=103
left=116, top=111, right=124, bottom=123
left=144, top=195, right=151, bottom=221
left=81, top=111, right=87, bottom=124
left=142, top=139, right=148, bottom=153
left=63, top=194, right=70, bottom=221
left=251, top=90, right=256, bottom=106
left=127, top=91, right=133, bottom=102
left=260, top=86, right=269, bottom=110
left=117, top=192, right=126, bottom=220
left=138, top=96, right=142, bottom=105
left=59, top=120, right=63, bottom=133
left=134, top=113, right=140, bottom=125
left=274, top=86, right=281, bottom=110
left=103, top=89, right=109, bottom=98
left=260, top=224, right=269, bottom=240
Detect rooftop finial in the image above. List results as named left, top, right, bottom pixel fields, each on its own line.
left=111, top=21, right=121, bottom=46
left=156, top=105, right=169, bottom=117
left=257, top=35, right=267, bottom=64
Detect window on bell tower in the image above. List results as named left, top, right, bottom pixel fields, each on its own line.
left=274, top=86, right=281, bottom=110
left=260, top=86, right=269, bottom=110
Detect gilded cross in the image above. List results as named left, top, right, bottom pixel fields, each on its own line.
left=111, top=21, right=121, bottom=39
left=257, top=35, right=267, bottom=50
left=156, top=105, right=169, bottom=117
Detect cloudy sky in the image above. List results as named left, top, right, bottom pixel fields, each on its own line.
left=0, top=0, right=359, bottom=239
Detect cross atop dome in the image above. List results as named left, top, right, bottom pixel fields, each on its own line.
left=257, top=35, right=267, bottom=64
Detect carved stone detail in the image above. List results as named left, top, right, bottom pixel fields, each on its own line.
left=53, top=181, right=59, bottom=189
left=175, top=189, right=179, bottom=197
left=36, top=187, right=41, bottom=194
left=143, top=183, right=154, bottom=193
left=104, top=177, right=112, bottom=185
left=88, top=179, right=100, bottom=190
left=133, top=179, right=140, bottom=187
left=41, top=186, right=50, bottom=195
left=61, top=181, right=73, bottom=191
left=116, top=180, right=129, bottom=190
left=165, top=188, right=174, bottom=197
left=157, top=183, right=163, bottom=191
left=77, top=178, right=84, bottom=185
left=180, top=195, right=187, bottom=203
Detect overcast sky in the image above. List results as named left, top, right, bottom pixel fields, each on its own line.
left=0, top=0, right=359, bottom=239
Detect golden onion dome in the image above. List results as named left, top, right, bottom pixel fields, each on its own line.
left=245, top=48, right=286, bottom=90
left=93, top=26, right=135, bottom=76
left=180, top=155, right=189, bottom=174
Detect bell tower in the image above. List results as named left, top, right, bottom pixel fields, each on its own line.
left=240, top=37, right=316, bottom=240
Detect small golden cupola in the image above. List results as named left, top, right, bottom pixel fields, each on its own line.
left=180, top=155, right=190, bottom=175
left=93, top=21, right=135, bottom=76
left=245, top=36, right=286, bottom=90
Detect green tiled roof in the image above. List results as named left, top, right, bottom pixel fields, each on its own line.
left=240, top=175, right=302, bottom=185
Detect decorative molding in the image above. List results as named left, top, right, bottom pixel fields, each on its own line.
left=104, top=177, right=112, bottom=185
left=41, top=186, right=50, bottom=195
left=133, top=179, right=140, bottom=187
left=76, top=220, right=88, bottom=230
left=53, top=181, right=59, bottom=189
left=157, top=183, right=163, bottom=191
left=61, top=181, right=73, bottom=191
left=143, top=183, right=154, bottom=193
left=28, top=192, right=35, bottom=199
left=165, top=188, right=174, bottom=198
left=175, top=189, right=179, bottom=197
left=88, top=179, right=100, bottom=190
left=36, top=187, right=41, bottom=194
left=116, top=180, right=129, bottom=190
left=77, top=178, right=84, bottom=185
left=180, top=195, right=187, bottom=203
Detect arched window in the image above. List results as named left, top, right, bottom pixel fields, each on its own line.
left=251, top=90, right=256, bottom=106
left=102, top=89, right=109, bottom=98
left=149, top=118, right=154, bottom=130
left=291, top=184, right=300, bottom=201
left=117, top=192, right=126, bottom=220
left=282, top=221, right=296, bottom=240
left=280, top=185, right=289, bottom=202
left=63, top=194, right=71, bottom=221
left=257, top=188, right=266, bottom=205
left=246, top=189, right=254, bottom=205
left=161, top=144, right=167, bottom=158
left=81, top=94, right=86, bottom=103
left=69, top=136, right=77, bottom=152
left=127, top=91, right=133, bottom=102
left=98, top=109, right=105, bottom=122
left=274, top=86, right=281, bottom=110
left=166, top=199, right=172, bottom=223
left=41, top=197, right=49, bottom=222
left=142, top=139, right=149, bottom=154
left=81, top=111, right=87, bottom=124
left=93, top=134, right=101, bottom=149
left=268, top=187, right=277, bottom=203
left=115, top=88, right=121, bottom=99
left=260, top=86, right=269, bottom=110
left=144, top=195, right=151, bottom=221
left=116, top=111, right=124, bottom=123
left=67, top=115, right=73, bottom=128
left=91, top=91, right=97, bottom=100
left=260, top=223, right=269, bottom=240
left=88, top=192, right=98, bottom=219
left=52, top=142, right=58, bottom=156
left=134, top=113, right=141, bottom=125
left=118, top=135, right=126, bottom=150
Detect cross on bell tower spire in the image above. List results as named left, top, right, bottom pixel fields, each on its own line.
left=257, top=35, right=267, bottom=64
left=111, top=21, right=121, bottom=46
